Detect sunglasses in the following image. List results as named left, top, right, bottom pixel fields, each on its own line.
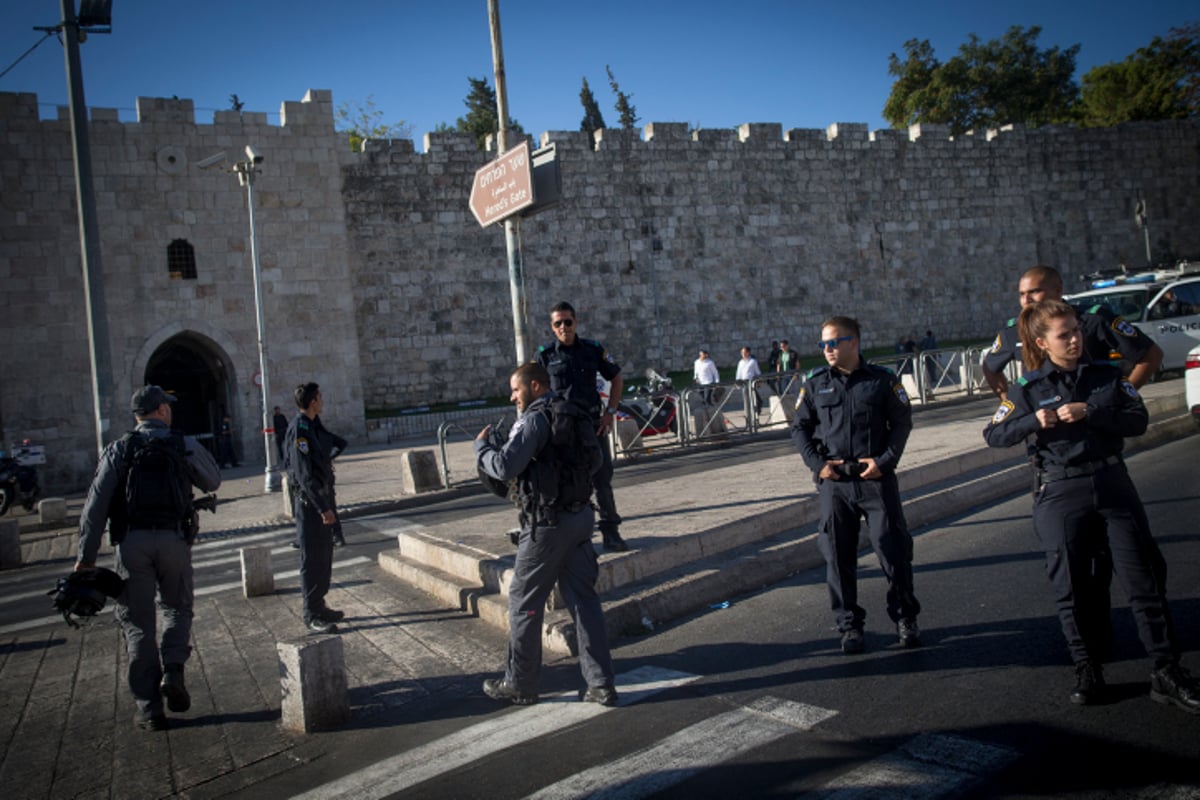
left=817, top=336, right=855, bottom=350
left=552, top=319, right=575, bottom=329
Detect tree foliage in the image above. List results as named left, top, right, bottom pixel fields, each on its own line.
left=579, top=76, right=606, bottom=136
left=883, top=25, right=1079, bottom=135
left=335, top=96, right=413, bottom=153
left=455, top=77, right=525, bottom=151
left=606, top=65, right=639, bottom=129
left=1077, top=23, right=1199, bottom=126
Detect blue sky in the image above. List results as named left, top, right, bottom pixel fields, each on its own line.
left=1, top=0, right=1195, bottom=147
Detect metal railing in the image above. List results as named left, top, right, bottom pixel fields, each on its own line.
left=436, top=412, right=512, bottom=488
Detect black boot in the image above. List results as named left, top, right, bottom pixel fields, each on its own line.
left=161, top=664, right=191, bottom=713
left=1150, top=662, right=1200, bottom=715
left=1070, top=660, right=1105, bottom=706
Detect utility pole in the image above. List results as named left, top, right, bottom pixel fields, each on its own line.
left=486, top=0, right=532, bottom=364
left=52, top=0, right=115, bottom=456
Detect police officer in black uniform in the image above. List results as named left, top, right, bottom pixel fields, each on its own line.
left=475, top=363, right=618, bottom=706
left=791, top=316, right=920, bottom=654
left=285, top=382, right=344, bottom=634
left=984, top=299, right=1200, bottom=712
left=982, top=264, right=1162, bottom=400
left=76, top=386, right=221, bottom=730
left=535, top=301, right=628, bottom=552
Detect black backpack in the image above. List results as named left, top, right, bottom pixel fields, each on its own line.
left=525, top=396, right=598, bottom=514
left=120, top=432, right=193, bottom=531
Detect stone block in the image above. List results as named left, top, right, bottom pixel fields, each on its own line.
left=615, top=418, right=643, bottom=451
left=690, top=406, right=729, bottom=439
left=400, top=449, right=442, bottom=494
left=38, top=497, right=68, bottom=524
left=766, top=395, right=790, bottom=426
left=240, top=546, right=274, bottom=597
left=278, top=636, right=349, bottom=732
left=0, top=518, right=20, bottom=569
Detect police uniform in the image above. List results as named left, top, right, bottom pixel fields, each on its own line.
left=790, top=362, right=920, bottom=638
left=536, top=337, right=624, bottom=544
left=983, top=363, right=1180, bottom=673
left=984, top=304, right=1155, bottom=379
left=475, top=392, right=615, bottom=700
left=78, top=405, right=220, bottom=728
left=285, top=413, right=339, bottom=625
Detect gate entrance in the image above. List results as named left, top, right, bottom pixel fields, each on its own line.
left=143, top=334, right=232, bottom=459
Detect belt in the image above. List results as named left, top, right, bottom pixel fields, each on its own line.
left=1039, top=454, right=1123, bottom=482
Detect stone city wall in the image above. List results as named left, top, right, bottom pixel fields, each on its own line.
left=1, top=86, right=1197, bottom=489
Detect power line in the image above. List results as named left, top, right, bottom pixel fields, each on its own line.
left=0, top=30, right=56, bottom=82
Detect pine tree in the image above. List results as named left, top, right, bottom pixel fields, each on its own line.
left=579, top=77, right=606, bottom=136
left=455, top=77, right=525, bottom=151
left=606, top=65, right=639, bottom=129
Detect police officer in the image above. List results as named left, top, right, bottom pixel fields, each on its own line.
left=982, top=264, right=1162, bottom=400
left=791, top=316, right=920, bottom=654
left=535, top=300, right=628, bottom=552
left=475, top=363, right=618, bottom=706
left=76, top=386, right=221, bottom=731
left=285, top=382, right=344, bottom=634
left=984, top=299, right=1200, bottom=712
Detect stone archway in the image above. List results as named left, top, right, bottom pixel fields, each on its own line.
left=142, top=334, right=233, bottom=460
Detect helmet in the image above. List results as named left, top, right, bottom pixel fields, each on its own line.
left=47, top=567, right=126, bottom=628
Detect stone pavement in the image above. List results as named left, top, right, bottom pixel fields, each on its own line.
left=0, top=383, right=1193, bottom=799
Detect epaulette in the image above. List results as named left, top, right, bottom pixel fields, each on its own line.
left=1005, top=317, right=1017, bottom=328
left=581, top=337, right=602, bottom=347
left=537, top=344, right=548, bottom=353
left=296, top=417, right=311, bottom=431
left=805, top=366, right=829, bottom=379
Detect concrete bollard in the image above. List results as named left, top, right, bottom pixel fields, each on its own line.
left=0, top=518, right=21, bottom=569
left=400, top=450, right=442, bottom=494
left=766, top=395, right=790, bottom=426
left=615, top=418, right=643, bottom=451
left=240, top=546, right=274, bottom=597
left=278, top=635, right=350, bottom=732
left=38, top=497, right=68, bottom=525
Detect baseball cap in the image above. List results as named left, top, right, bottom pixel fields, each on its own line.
left=131, top=385, right=176, bottom=415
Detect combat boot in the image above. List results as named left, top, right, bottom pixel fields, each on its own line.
left=1150, top=662, right=1200, bottom=714
left=160, top=664, right=191, bottom=713
left=1070, top=660, right=1105, bottom=706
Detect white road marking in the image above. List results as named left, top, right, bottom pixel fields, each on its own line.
left=290, top=666, right=701, bottom=800
left=526, top=696, right=837, bottom=799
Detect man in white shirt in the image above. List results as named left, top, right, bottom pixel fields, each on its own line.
left=693, top=348, right=719, bottom=405
left=735, top=346, right=763, bottom=413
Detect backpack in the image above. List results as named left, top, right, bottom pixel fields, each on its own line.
left=120, top=432, right=193, bottom=532
left=523, top=396, right=598, bottom=518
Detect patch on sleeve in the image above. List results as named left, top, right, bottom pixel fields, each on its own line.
left=1111, top=317, right=1137, bottom=337
left=991, top=400, right=1015, bottom=425
left=296, top=437, right=309, bottom=454
left=893, top=383, right=910, bottom=405
left=989, top=333, right=1002, bottom=354
left=1120, top=380, right=1139, bottom=399
left=796, top=386, right=806, bottom=409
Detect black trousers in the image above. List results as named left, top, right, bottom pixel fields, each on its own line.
left=816, top=472, right=920, bottom=632
left=296, top=498, right=333, bottom=622
left=594, top=427, right=621, bottom=536
left=1032, top=465, right=1176, bottom=667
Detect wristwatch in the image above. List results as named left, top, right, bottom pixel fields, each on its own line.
left=605, top=406, right=618, bottom=415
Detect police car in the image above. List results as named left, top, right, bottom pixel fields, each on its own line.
left=1064, top=261, right=1200, bottom=373
left=1187, top=344, right=1200, bottom=428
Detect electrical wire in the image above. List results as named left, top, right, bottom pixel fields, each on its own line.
left=0, top=30, right=56, bottom=82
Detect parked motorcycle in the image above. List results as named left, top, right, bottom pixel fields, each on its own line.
left=617, top=368, right=679, bottom=437
left=0, top=441, right=42, bottom=516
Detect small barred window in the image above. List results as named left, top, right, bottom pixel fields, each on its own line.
left=167, top=239, right=196, bottom=280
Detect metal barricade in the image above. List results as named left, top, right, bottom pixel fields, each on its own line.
left=436, top=412, right=512, bottom=488
left=917, top=347, right=969, bottom=401
left=678, top=380, right=754, bottom=444
left=610, top=392, right=684, bottom=458
left=751, top=370, right=804, bottom=431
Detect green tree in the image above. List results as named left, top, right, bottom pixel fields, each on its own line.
left=883, top=25, right=1080, bottom=135
left=455, top=77, right=525, bottom=151
left=606, top=65, right=639, bottom=129
left=335, top=95, right=413, bottom=153
left=1077, top=23, right=1199, bottom=126
left=579, top=76, right=606, bottom=136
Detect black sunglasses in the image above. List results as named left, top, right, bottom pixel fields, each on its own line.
left=553, top=319, right=575, bottom=329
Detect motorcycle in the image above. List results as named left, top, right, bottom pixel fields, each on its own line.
left=0, top=441, right=42, bottom=516
left=616, top=368, right=679, bottom=437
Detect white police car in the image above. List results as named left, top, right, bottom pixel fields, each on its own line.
left=1064, top=262, right=1200, bottom=373
left=1187, top=344, right=1200, bottom=428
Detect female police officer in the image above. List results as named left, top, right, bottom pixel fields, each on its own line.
left=984, top=299, right=1199, bottom=713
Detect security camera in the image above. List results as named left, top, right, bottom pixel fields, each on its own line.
left=244, top=145, right=263, bottom=164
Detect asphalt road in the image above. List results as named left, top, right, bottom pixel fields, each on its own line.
left=221, top=434, right=1200, bottom=799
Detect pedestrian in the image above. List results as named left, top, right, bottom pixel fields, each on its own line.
left=693, top=347, right=719, bottom=405
left=475, top=362, right=618, bottom=707
left=918, top=329, right=938, bottom=398
left=766, top=340, right=782, bottom=395
left=217, top=412, right=238, bottom=468
left=776, top=339, right=798, bottom=374
left=791, top=316, right=920, bottom=654
left=272, top=405, right=288, bottom=463
left=983, top=299, right=1199, bottom=712
left=735, top=346, right=763, bottom=414
left=284, top=382, right=345, bottom=634
left=75, top=385, right=221, bottom=731
left=982, top=265, right=1162, bottom=400
left=535, top=301, right=628, bottom=552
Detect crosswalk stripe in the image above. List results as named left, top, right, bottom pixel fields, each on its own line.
left=526, top=696, right=837, bottom=800
left=810, top=732, right=1019, bottom=799
left=290, top=666, right=701, bottom=800
left=0, top=555, right=372, bottom=636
